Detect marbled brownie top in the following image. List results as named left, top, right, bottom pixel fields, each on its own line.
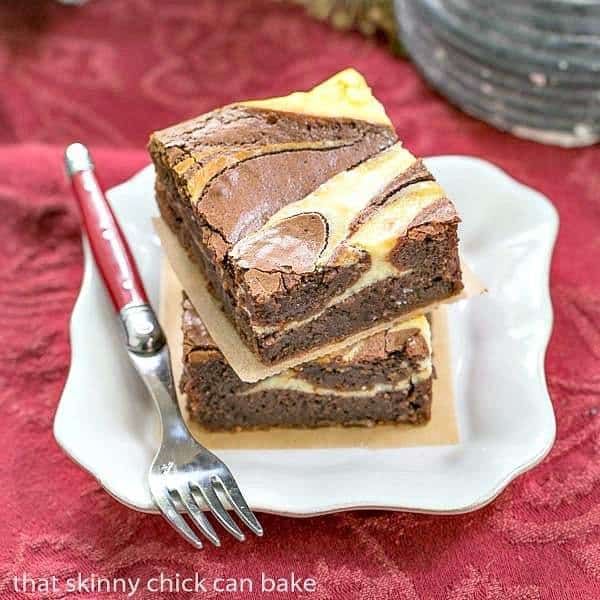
left=150, top=69, right=461, bottom=337
left=149, top=69, right=397, bottom=253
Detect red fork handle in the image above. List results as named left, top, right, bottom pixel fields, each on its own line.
left=65, top=143, right=148, bottom=312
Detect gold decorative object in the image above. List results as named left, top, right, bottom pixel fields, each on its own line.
left=286, top=0, right=404, bottom=55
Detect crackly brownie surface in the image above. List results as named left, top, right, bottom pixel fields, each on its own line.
left=150, top=69, right=462, bottom=364
left=180, top=297, right=433, bottom=431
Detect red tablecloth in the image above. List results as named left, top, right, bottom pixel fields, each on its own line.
left=1, top=1, right=599, bottom=598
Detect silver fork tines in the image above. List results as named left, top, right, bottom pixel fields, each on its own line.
left=123, top=305, right=263, bottom=548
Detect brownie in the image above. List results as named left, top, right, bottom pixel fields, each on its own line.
left=180, top=297, right=433, bottom=431
left=150, top=69, right=463, bottom=365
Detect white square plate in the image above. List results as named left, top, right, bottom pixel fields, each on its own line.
left=54, top=156, right=558, bottom=516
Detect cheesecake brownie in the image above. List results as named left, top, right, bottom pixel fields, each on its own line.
left=150, top=69, right=463, bottom=365
left=180, top=297, right=433, bottom=430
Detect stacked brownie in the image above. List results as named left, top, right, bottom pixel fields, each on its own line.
left=180, top=297, right=433, bottom=429
left=150, top=69, right=463, bottom=430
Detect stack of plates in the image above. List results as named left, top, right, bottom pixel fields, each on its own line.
left=395, top=0, right=600, bottom=146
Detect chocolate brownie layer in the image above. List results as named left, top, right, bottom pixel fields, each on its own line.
left=186, top=380, right=432, bottom=430
left=181, top=297, right=433, bottom=430
left=150, top=69, right=462, bottom=364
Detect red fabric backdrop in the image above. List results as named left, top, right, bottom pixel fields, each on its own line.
left=1, top=1, right=599, bottom=598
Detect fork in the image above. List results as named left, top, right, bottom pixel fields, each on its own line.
left=65, top=142, right=263, bottom=548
